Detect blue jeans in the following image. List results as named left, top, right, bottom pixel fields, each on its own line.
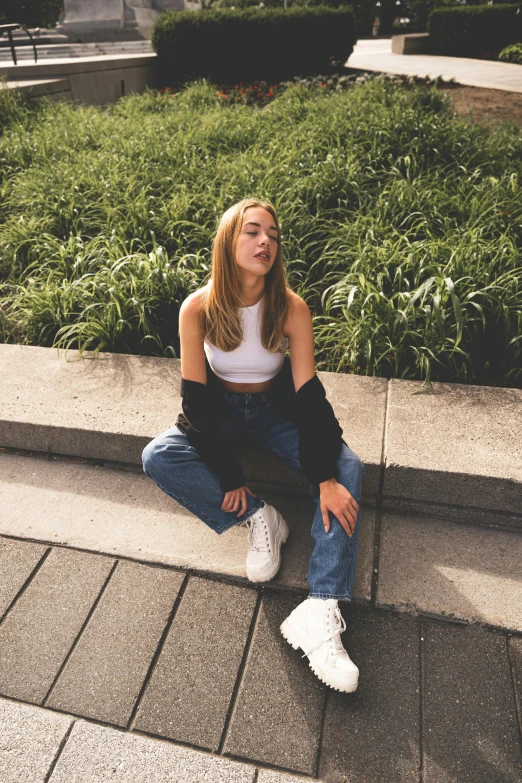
left=142, top=389, right=365, bottom=600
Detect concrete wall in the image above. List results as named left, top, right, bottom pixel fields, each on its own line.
left=1, top=53, right=157, bottom=105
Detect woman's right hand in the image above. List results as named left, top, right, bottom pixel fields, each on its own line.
left=221, top=485, right=257, bottom=517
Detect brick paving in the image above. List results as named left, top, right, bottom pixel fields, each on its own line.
left=1, top=534, right=521, bottom=781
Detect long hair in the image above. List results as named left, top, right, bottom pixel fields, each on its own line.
left=201, top=198, right=290, bottom=353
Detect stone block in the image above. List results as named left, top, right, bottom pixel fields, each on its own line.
left=224, top=592, right=326, bottom=775
left=47, top=561, right=184, bottom=726
left=423, top=621, right=522, bottom=783
left=319, top=606, right=420, bottom=783
left=0, top=547, right=114, bottom=703
left=377, top=511, right=522, bottom=631
left=49, top=720, right=256, bottom=782
left=384, top=378, right=522, bottom=518
left=391, top=33, right=430, bottom=54
left=0, top=346, right=385, bottom=495
left=0, top=697, right=72, bottom=783
left=134, top=576, right=257, bottom=750
left=0, top=537, right=47, bottom=618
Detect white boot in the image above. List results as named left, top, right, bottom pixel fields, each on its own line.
left=280, top=597, right=359, bottom=693
left=241, top=502, right=289, bottom=583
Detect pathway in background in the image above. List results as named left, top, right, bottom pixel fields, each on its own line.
left=346, top=39, right=522, bottom=93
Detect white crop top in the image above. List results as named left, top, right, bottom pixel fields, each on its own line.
left=204, top=295, right=289, bottom=383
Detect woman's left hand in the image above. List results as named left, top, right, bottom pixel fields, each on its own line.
left=319, top=478, right=358, bottom=537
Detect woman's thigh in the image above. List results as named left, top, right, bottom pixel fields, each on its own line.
left=253, top=407, right=364, bottom=490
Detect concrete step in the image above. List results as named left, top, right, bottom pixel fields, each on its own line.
left=1, top=344, right=521, bottom=529
left=0, top=41, right=153, bottom=62
left=2, top=449, right=522, bottom=632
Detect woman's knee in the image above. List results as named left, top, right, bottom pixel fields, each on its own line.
left=142, top=430, right=197, bottom=479
left=337, top=450, right=365, bottom=485
left=141, top=438, right=160, bottom=477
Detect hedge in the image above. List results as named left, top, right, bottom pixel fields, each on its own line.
left=151, top=6, right=355, bottom=85
left=428, top=4, right=522, bottom=59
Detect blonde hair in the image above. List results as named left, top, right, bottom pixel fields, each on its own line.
left=201, top=198, right=290, bottom=353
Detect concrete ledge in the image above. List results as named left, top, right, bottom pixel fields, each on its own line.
left=391, top=33, right=430, bottom=55
left=2, top=78, right=72, bottom=102
left=0, top=52, right=157, bottom=105
left=1, top=344, right=521, bottom=523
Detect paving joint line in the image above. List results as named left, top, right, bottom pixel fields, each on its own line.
left=382, top=497, right=522, bottom=531
left=42, top=718, right=76, bottom=783
left=314, top=687, right=329, bottom=779
left=419, top=620, right=425, bottom=783
left=127, top=571, right=191, bottom=731
left=42, top=559, right=120, bottom=707
left=216, top=588, right=264, bottom=755
left=0, top=545, right=51, bottom=627
left=222, top=749, right=318, bottom=779
left=506, top=635, right=522, bottom=754
left=370, top=378, right=390, bottom=607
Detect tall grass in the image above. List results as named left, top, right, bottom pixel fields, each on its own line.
left=0, top=77, right=521, bottom=387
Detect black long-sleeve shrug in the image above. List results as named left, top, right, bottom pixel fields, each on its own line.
left=175, top=355, right=346, bottom=493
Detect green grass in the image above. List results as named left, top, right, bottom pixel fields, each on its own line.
left=1, top=75, right=521, bottom=388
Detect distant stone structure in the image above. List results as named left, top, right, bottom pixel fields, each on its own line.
left=57, top=0, right=185, bottom=42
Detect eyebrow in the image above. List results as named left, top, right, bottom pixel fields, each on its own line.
left=244, top=221, right=278, bottom=233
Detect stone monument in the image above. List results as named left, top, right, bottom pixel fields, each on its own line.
left=56, top=0, right=185, bottom=42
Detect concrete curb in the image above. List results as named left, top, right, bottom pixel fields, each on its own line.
left=1, top=344, right=521, bottom=527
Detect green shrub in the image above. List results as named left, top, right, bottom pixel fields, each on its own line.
left=428, top=4, right=522, bottom=59
left=499, top=41, right=522, bottom=61
left=151, top=6, right=355, bottom=85
left=1, top=77, right=521, bottom=388
left=0, top=0, right=62, bottom=27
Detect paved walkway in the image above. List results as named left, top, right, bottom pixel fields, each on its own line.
left=346, top=39, right=522, bottom=93
left=1, top=347, right=522, bottom=780
left=1, top=532, right=521, bottom=782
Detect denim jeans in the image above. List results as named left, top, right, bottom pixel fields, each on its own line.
left=142, top=388, right=365, bottom=601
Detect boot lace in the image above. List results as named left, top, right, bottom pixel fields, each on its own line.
left=301, top=604, right=346, bottom=658
left=242, top=514, right=270, bottom=553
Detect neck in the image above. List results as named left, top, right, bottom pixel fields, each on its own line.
left=239, top=281, right=265, bottom=307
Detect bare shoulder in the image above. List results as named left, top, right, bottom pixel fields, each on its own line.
left=285, top=289, right=311, bottom=319
left=180, top=285, right=208, bottom=322
left=286, top=288, right=310, bottom=316
left=283, top=289, right=313, bottom=338
left=181, top=284, right=208, bottom=312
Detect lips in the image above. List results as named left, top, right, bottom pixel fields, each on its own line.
left=255, top=253, right=270, bottom=260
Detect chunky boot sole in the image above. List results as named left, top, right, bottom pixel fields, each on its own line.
left=246, top=515, right=290, bottom=583
left=280, top=618, right=359, bottom=693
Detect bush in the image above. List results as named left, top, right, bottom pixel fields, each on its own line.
left=1, top=77, right=521, bottom=388
left=499, top=41, right=522, bottom=61
left=151, top=6, right=355, bottom=85
left=0, top=0, right=62, bottom=28
left=428, top=4, right=522, bottom=59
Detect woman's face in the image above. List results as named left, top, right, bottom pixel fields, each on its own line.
left=234, top=206, right=279, bottom=279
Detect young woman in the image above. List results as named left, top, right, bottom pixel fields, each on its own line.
left=142, top=198, right=365, bottom=693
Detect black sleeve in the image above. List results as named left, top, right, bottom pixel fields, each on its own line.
left=175, top=378, right=246, bottom=494
left=293, top=374, right=344, bottom=486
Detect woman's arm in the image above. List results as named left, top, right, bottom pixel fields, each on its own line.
left=177, top=290, right=246, bottom=495
left=285, top=291, right=316, bottom=392
left=285, top=291, right=358, bottom=536
left=179, top=291, right=207, bottom=385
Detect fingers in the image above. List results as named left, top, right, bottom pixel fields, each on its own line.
left=322, top=505, right=358, bottom=537
left=221, top=487, right=255, bottom=517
